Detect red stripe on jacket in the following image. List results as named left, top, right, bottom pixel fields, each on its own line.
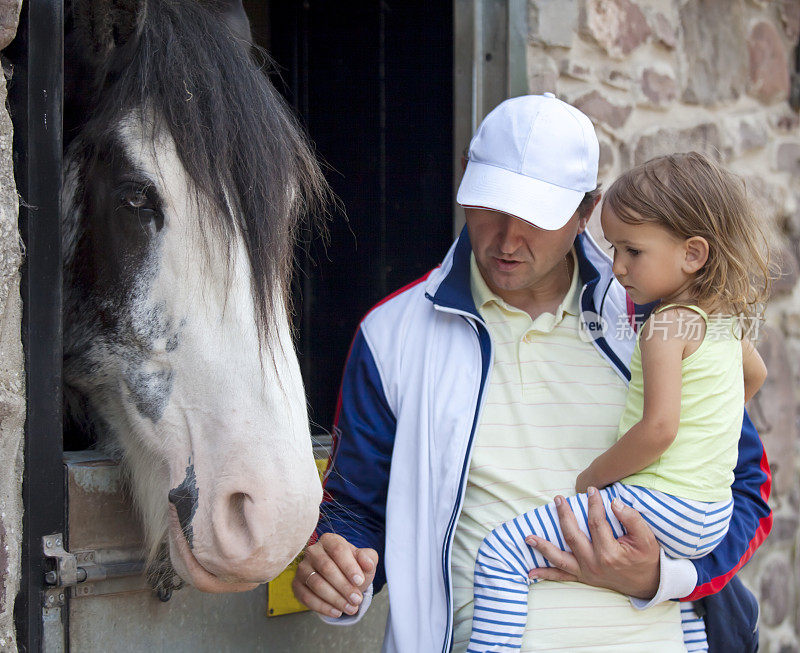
left=682, top=447, right=773, bottom=601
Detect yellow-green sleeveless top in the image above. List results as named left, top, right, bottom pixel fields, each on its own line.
left=619, top=305, right=743, bottom=502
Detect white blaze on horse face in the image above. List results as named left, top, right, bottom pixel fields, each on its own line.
left=116, top=117, right=322, bottom=588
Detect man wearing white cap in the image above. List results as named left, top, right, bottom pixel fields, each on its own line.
left=294, top=94, right=769, bottom=652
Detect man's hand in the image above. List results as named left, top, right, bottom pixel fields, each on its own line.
left=292, top=533, right=378, bottom=619
left=524, top=488, right=660, bottom=599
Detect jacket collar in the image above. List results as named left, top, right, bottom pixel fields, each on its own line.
left=427, top=225, right=603, bottom=316
left=425, top=225, right=635, bottom=382
left=426, top=225, right=480, bottom=318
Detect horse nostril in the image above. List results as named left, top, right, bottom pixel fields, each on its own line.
left=226, top=492, right=251, bottom=532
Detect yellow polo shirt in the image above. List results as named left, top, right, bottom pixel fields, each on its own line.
left=450, top=251, right=684, bottom=652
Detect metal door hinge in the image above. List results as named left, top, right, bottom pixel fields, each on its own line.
left=42, top=533, right=145, bottom=606
left=42, top=535, right=75, bottom=607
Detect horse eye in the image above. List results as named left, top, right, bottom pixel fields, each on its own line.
left=121, top=188, right=152, bottom=210
left=115, top=184, right=163, bottom=231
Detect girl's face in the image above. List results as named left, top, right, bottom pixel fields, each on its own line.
left=600, top=204, right=696, bottom=305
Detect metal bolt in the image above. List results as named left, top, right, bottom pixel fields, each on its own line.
left=48, top=596, right=54, bottom=604
left=55, top=538, right=61, bottom=546
left=59, top=594, right=64, bottom=601
left=44, top=571, right=57, bottom=585
left=45, top=539, right=52, bottom=548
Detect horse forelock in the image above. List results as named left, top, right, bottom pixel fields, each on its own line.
left=75, top=0, right=330, bottom=344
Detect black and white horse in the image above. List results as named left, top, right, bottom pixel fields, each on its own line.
left=62, top=0, right=327, bottom=592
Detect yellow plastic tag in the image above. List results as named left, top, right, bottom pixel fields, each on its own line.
left=266, top=456, right=329, bottom=617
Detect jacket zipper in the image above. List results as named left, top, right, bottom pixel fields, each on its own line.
left=428, top=273, right=627, bottom=651
left=578, top=284, right=630, bottom=383
left=431, top=306, right=492, bottom=653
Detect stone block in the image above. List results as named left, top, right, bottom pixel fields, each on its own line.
left=529, top=0, right=577, bottom=48
left=651, top=11, right=677, bottom=49
left=770, top=514, right=799, bottom=542
left=752, top=326, right=799, bottom=497
left=602, top=68, right=633, bottom=92
left=772, top=110, right=800, bottom=133
left=785, top=312, right=800, bottom=339
left=777, top=640, right=800, bottom=653
left=0, top=518, right=5, bottom=615
left=598, top=139, right=614, bottom=176
left=526, top=50, right=558, bottom=95
left=746, top=175, right=789, bottom=225
left=582, top=0, right=651, bottom=59
left=788, top=194, right=800, bottom=239
left=776, top=141, right=800, bottom=176
left=774, top=242, right=800, bottom=295
left=747, top=21, right=790, bottom=104
left=641, top=68, right=677, bottom=106
left=679, top=0, right=746, bottom=105
left=738, top=117, right=769, bottom=152
left=559, top=60, right=591, bottom=81
left=629, top=123, right=723, bottom=166
left=780, top=0, right=800, bottom=41
left=0, top=0, right=20, bottom=51
left=796, top=539, right=800, bottom=639
left=760, top=556, right=793, bottom=627
left=573, top=90, right=632, bottom=129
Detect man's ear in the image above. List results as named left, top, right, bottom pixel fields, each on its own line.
left=683, top=236, right=709, bottom=273
left=576, top=213, right=590, bottom=234
left=575, top=194, right=602, bottom=235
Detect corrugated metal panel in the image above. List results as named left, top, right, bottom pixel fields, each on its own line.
left=65, top=449, right=389, bottom=651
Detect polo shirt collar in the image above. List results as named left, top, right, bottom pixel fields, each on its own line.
left=469, top=248, right=581, bottom=324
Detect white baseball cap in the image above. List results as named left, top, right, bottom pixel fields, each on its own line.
left=457, top=93, right=599, bottom=230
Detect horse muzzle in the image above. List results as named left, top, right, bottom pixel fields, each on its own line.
left=166, top=469, right=322, bottom=590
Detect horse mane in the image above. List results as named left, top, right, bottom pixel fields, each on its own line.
left=69, top=0, right=330, bottom=342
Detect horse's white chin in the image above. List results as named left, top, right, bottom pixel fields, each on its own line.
left=167, top=507, right=260, bottom=593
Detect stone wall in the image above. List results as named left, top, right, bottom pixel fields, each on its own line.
left=0, top=1, right=24, bottom=651
left=526, top=0, right=800, bottom=650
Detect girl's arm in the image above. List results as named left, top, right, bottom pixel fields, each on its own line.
left=742, top=339, right=767, bottom=403
left=577, top=310, right=688, bottom=492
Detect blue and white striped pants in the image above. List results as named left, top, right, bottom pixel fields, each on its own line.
left=468, top=483, right=733, bottom=652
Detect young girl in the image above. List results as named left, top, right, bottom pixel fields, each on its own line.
left=467, top=152, right=772, bottom=653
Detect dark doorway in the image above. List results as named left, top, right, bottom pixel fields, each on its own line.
left=245, top=1, right=454, bottom=431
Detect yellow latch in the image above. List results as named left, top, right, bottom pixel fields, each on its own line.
left=266, top=455, right=329, bottom=617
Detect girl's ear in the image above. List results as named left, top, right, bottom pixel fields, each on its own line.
left=683, top=236, right=709, bottom=273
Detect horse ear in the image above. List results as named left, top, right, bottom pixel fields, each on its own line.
left=72, top=0, right=146, bottom=62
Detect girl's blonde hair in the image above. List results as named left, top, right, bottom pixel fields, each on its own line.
left=604, top=152, right=776, bottom=332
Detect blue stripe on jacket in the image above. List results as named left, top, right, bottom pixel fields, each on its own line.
left=687, top=410, right=772, bottom=599
left=317, top=330, right=396, bottom=592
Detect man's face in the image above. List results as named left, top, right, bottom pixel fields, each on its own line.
left=464, top=207, right=588, bottom=307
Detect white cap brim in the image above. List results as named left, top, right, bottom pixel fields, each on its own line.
left=456, top=161, right=586, bottom=231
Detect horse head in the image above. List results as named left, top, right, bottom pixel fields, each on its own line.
left=62, top=0, right=327, bottom=592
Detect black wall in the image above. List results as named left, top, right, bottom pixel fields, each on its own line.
left=248, top=1, right=454, bottom=430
